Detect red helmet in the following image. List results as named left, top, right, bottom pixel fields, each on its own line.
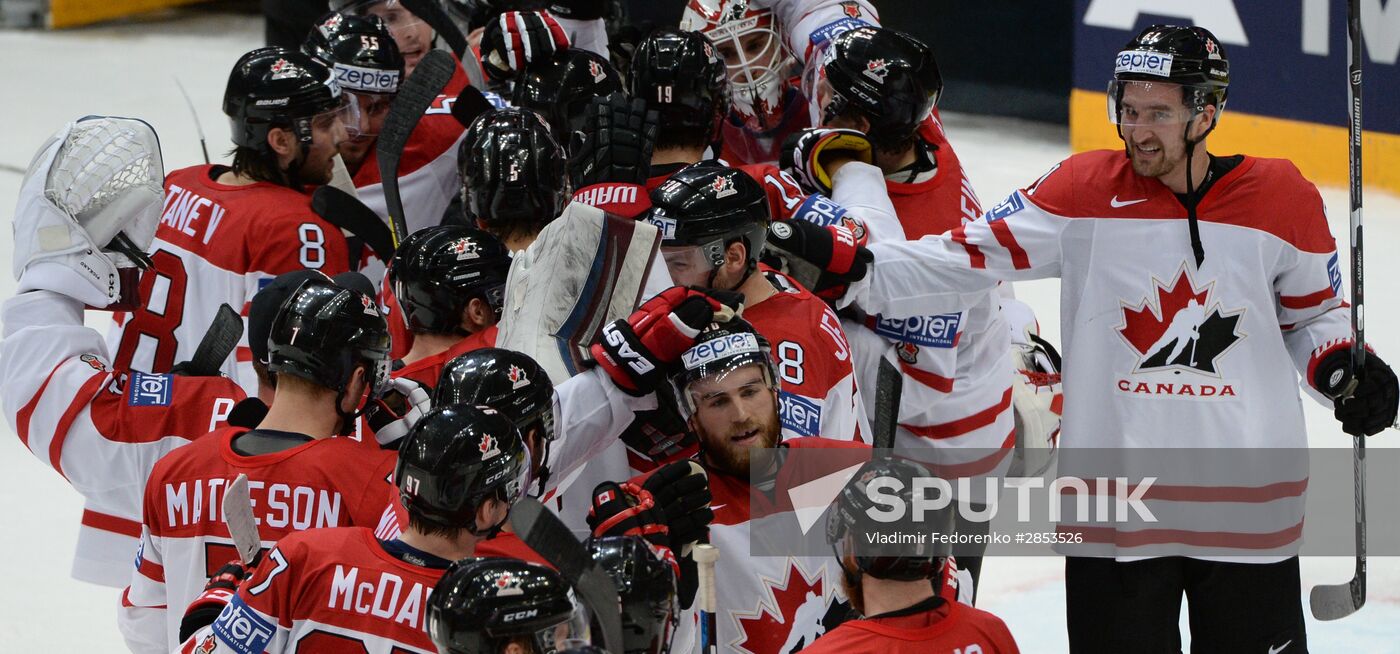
left=680, top=0, right=797, bottom=133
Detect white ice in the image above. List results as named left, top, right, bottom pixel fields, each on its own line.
left=0, top=8, right=1397, bottom=652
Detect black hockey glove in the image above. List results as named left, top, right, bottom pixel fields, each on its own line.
left=480, top=10, right=570, bottom=81
left=780, top=127, right=873, bottom=196
left=587, top=480, right=671, bottom=550
left=569, top=93, right=659, bottom=189
left=177, top=560, right=250, bottom=642
left=590, top=286, right=743, bottom=395
left=763, top=219, right=872, bottom=303
left=1314, top=348, right=1399, bottom=436
left=450, top=85, right=498, bottom=129
left=620, top=394, right=697, bottom=466
left=639, top=460, right=713, bottom=550
left=547, top=0, right=607, bottom=20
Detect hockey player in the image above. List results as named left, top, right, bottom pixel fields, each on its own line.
left=109, top=47, right=359, bottom=391
left=811, top=458, right=1019, bottom=653
left=510, top=47, right=624, bottom=146
left=388, top=225, right=513, bottom=387
left=2, top=117, right=248, bottom=588
left=459, top=108, right=572, bottom=253
left=175, top=404, right=528, bottom=653
left=588, top=535, right=681, bottom=654
left=646, top=163, right=865, bottom=442
left=777, top=25, right=1400, bottom=652
left=120, top=274, right=397, bottom=653
left=301, top=11, right=404, bottom=181
left=426, top=557, right=593, bottom=654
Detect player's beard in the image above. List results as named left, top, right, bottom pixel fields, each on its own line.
left=839, top=566, right=865, bottom=617
left=1125, top=136, right=1180, bottom=180
left=696, top=411, right=781, bottom=478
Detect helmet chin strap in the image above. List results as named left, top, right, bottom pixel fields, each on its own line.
left=1182, top=104, right=1218, bottom=270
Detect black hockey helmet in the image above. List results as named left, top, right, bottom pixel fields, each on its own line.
left=512, top=48, right=624, bottom=144
left=388, top=225, right=512, bottom=334
left=302, top=11, right=404, bottom=95
left=826, top=457, right=953, bottom=581
left=670, top=318, right=777, bottom=419
left=645, top=162, right=770, bottom=271
left=427, top=557, right=590, bottom=654
left=395, top=405, right=528, bottom=531
left=1109, top=24, right=1229, bottom=132
left=812, top=26, right=940, bottom=147
left=459, top=108, right=570, bottom=238
left=266, top=274, right=391, bottom=398
left=436, top=348, right=557, bottom=496
left=588, top=536, right=679, bottom=654
left=627, top=28, right=729, bottom=144
left=224, top=46, right=347, bottom=155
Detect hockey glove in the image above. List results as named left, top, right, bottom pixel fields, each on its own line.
left=547, top=0, right=607, bottom=20
left=569, top=93, right=659, bottom=189
left=365, top=377, right=433, bottom=448
left=480, top=11, right=571, bottom=81
left=1313, top=347, right=1399, bottom=436
left=620, top=385, right=699, bottom=465
left=177, top=560, right=250, bottom=642
left=450, top=85, right=498, bottom=130
left=639, top=460, right=713, bottom=553
left=587, top=480, right=671, bottom=549
left=590, top=286, right=743, bottom=395
left=764, top=219, right=872, bottom=303
left=780, top=128, right=874, bottom=196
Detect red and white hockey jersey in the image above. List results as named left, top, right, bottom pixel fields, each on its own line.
left=0, top=290, right=244, bottom=587
left=885, top=112, right=982, bottom=240
left=800, top=599, right=1020, bottom=654
left=178, top=528, right=444, bottom=654
left=848, top=150, right=1352, bottom=558
left=120, top=428, right=397, bottom=653
left=109, top=165, right=354, bottom=391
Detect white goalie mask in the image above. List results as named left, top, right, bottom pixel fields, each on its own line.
left=681, top=0, right=796, bottom=133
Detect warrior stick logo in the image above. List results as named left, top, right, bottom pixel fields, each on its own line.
left=1116, top=266, right=1244, bottom=375
left=863, top=59, right=889, bottom=83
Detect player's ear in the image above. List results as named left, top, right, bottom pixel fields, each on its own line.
left=462, top=297, right=494, bottom=331
left=266, top=127, right=297, bottom=158
left=725, top=241, right=747, bottom=274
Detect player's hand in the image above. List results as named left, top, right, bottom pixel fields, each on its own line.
left=366, top=377, right=433, bottom=448
left=177, top=560, right=250, bottom=642
left=763, top=219, right=872, bottom=302
left=590, top=286, right=744, bottom=395
left=620, top=388, right=698, bottom=465
left=780, top=128, right=874, bottom=196
left=480, top=11, right=570, bottom=81
left=587, top=480, right=670, bottom=549
left=547, top=0, right=607, bottom=20
left=569, top=93, right=658, bottom=189
left=1314, top=349, right=1399, bottom=436
left=639, top=460, right=713, bottom=553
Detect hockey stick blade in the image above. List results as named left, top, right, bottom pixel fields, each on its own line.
left=1310, top=574, right=1364, bottom=620
left=378, top=49, right=455, bottom=246
left=872, top=356, right=903, bottom=450
left=222, top=474, right=262, bottom=565
left=510, top=498, right=624, bottom=654
left=312, top=186, right=397, bottom=261
left=175, top=303, right=243, bottom=377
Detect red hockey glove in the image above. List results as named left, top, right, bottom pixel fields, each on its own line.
left=177, top=560, right=250, bottom=642
left=587, top=481, right=670, bottom=549
left=1313, top=347, right=1399, bottom=436
left=780, top=128, right=874, bottom=196
left=590, top=286, right=743, bottom=395
left=764, top=219, right=872, bottom=303
left=480, top=11, right=570, bottom=81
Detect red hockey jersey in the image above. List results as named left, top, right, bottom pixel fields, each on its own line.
left=801, top=600, right=1019, bottom=654
left=178, top=527, right=444, bottom=654
left=109, top=165, right=353, bottom=391
left=885, top=111, right=982, bottom=240
left=121, top=428, right=397, bottom=652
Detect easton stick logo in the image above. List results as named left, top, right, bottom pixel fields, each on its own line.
left=1116, top=266, right=1244, bottom=375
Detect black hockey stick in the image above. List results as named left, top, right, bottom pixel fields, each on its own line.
left=871, top=356, right=903, bottom=450
left=312, top=186, right=397, bottom=262
left=509, top=497, right=624, bottom=653
left=400, top=0, right=488, bottom=90
left=170, top=303, right=242, bottom=377
left=1311, top=0, right=1367, bottom=622
left=378, top=48, right=456, bottom=247
left=173, top=76, right=210, bottom=164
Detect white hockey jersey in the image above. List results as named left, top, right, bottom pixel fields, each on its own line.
left=845, top=150, right=1352, bottom=558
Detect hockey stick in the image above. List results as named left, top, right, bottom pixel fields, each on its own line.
left=312, top=186, right=397, bottom=262
left=693, top=543, right=720, bottom=654
left=509, top=497, right=624, bottom=653
left=170, top=304, right=243, bottom=377
left=871, top=356, right=903, bottom=450
left=378, top=48, right=456, bottom=247
left=222, top=474, right=262, bottom=565
left=173, top=76, right=210, bottom=165
left=1311, top=0, right=1367, bottom=622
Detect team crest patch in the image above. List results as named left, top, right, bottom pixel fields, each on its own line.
left=128, top=372, right=172, bottom=407
left=1117, top=265, right=1244, bottom=375
left=588, top=59, right=607, bottom=83
left=479, top=433, right=502, bottom=459
left=269, top=58, right=298, bottom=80
left=451, top=237, right=480, bottom=260
left=80, top=353, right=106, bottom=372
left=507, top=364, right=530, bottom=390
left=711, top=174, right=738, bottom=199
left=318, top=13, right=342, bottom=35
left=896, top=341, right=919, bottom=364
left=493, top=571, right=524, bottom=596
left=863, top=58, right=889, bottom=83
left=841, top=1, right=862, bottom=18
left=360, top=294, right=379, bottom=316
left=196, top=634, right=218, bottom=654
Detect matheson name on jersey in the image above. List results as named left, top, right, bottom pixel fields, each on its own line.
left=163, top=478, right=342, bottom=531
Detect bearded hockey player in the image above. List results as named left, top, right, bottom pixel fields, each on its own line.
left=779, top=25, right=1399, bottom=652
left=427, top=557, right=593, bottom=654
left=120, top=275, right=398, bottom=653
left=109, top=47, right=360, bottom=392
left=2, top=117, right=248, bottom=588
left=809, top=458, right=1019, bottom=654
left=176, top=405, right=528, bottom=653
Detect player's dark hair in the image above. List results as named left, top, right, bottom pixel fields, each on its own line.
left=228, top=144, right=287, bottom=185
left=829, top=104, right=919, bottom=155
left=655, top=125, right=712, bottom=153
left=408, top=509, right=470, bottom=541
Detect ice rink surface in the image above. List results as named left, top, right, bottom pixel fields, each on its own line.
left=1, top=7, right=1398, bottom=652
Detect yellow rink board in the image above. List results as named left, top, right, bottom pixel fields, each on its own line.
left=1071, top=89, right=1400, bottom=195
left=49, top=0, right=210, bottom=29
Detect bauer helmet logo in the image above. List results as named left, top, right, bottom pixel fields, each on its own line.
left=711, top=174, right=738, bottom=198
left=508, top=364, right=530, bottom=389
left=863, top=59, right=889, bottom=83
left=479, top=433, right=502, bottom=459
left=493, top=571, right=524, bottom=596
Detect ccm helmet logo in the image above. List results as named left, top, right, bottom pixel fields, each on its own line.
left=603, top=323, right=656, bottom=375
left=503, top=608, right=540, bottom=623
left=1115, top=51, right=1173, bottom=77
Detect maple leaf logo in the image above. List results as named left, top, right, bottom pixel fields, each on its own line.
left=733, top=561, right=833, bottom=654
left=1116, top=266, right=1244, bottom=375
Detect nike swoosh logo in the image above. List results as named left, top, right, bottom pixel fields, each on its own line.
left=710, top=504, right=727, bottom=511
left=1110, top=195, right=1147, bottom=208
left=1268, top=640, right=1293, bottom=654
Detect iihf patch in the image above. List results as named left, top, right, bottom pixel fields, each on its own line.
left=987, top=194, right=1025, bottom=222
left=211, top=595, right=275, bottom=654
left=779, top=392, right=822, bottom=437
left=128, top=372, right=172, bottom=407
left=792, top=194, right=850, bottom=227
left=809, top=17, right=869, bottom=50
left=1328, top=252, right=1343, bottom=296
